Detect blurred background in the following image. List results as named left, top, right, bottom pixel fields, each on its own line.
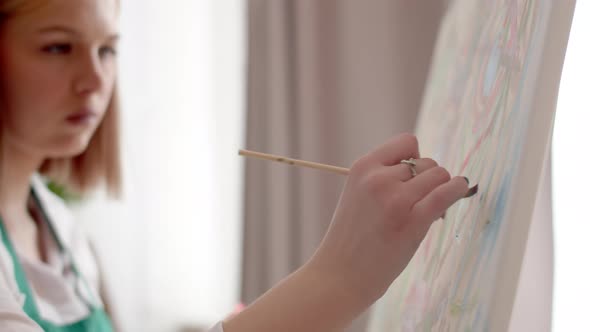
left=67, top=1, right=587, bottom=331
left=74, top=1, right=245, bottom=331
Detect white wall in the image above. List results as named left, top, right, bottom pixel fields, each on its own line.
left=553, top=2, right=590, bottom=331
left=73, top=1, right=246, bottom=331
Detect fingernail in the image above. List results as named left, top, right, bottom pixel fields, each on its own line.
left=462, top=177, right=470, bottom=185
left=464, top=184, right=479, bottom=198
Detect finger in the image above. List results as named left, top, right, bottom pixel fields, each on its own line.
left=412, top=176, right=470, bottom=222
left=366, top=133, right=420, bottom=167
left=383, top=158, right=439, bottom=182
left=403, top=166, right=452, bottom=205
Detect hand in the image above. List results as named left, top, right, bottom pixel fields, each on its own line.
left=223, top=134, right=470, bottom=332
left=307, top=133, right=469, bottom=307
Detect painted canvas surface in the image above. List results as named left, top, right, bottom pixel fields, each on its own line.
left=368, top=0, right=555, bottom=331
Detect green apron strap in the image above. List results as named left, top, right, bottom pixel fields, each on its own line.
left=30, top=188, right=100, bottom=309
left=0, top=188, right=114, bottom=332
left=0, top=217, right=43, bottom=321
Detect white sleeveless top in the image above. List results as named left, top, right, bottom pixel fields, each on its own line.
left=0, top=175, right=225, bottom=332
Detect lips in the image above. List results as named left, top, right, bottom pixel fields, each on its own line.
left=66, top=109, right=98, bottom=125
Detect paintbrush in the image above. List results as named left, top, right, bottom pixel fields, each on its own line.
left=238, top=149, right=478, bottom=198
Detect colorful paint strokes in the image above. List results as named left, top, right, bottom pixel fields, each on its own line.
left=368, top=0, right=550, bottom=331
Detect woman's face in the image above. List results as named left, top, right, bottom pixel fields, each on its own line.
left=0, top=0, right=119, bottom=159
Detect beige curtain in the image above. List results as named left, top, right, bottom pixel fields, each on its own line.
left=242, top=1, right=448, bottom=331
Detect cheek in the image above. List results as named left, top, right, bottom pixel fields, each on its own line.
left=4, top=83, right=61, bottom=131
left=2, top=54, right=68, bottom=113
left=0, top=59, right=69, bottom=142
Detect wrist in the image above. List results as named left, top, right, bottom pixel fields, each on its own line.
left=303, top=254, right=378, bottom=311
left=223, top=262, right=371, bottom=332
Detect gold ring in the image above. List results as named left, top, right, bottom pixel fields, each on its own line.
left=401, top=158, right=418, bottom=177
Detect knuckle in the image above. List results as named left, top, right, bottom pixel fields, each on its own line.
left=350, top=155, right=371, bottom=176
left=433, top=166, right=451, bottom=182
left=399, top=132, right=417, bottom=143
left=422, top=158, right=438, bottom=168
left=399, top=133, right=419, bottom=151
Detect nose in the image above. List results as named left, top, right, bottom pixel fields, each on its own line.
left=73, top=51, right=105, bottom=96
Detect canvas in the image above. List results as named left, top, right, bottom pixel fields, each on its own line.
left=368, top=0, right=575, bottom=331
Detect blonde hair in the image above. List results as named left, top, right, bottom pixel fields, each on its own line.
left=1, top=0, right=122, bottom=197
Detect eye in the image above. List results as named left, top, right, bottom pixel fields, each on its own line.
left=99, top=46, right=117, bottom=59
left=42, top=43, right=72, bottom=54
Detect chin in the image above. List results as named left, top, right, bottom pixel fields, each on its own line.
left=49, top=135, right=93, bottom=158
left=49, top=146, right=90, bottom=159
left=65, top=144, right=91, bottom=158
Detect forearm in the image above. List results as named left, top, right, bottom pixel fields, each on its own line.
left=223, top=264, right=368, bottom=332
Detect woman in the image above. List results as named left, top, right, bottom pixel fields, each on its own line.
left=0, top=0, right=470, bottom=331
